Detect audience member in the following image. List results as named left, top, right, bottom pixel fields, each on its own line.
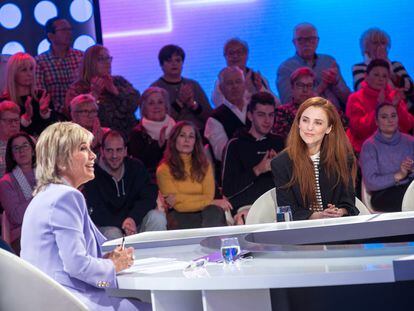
left=360, top=102, right=414, bottom=212
left=271, top=97, right=359, bottom=220
left=70, top=93, right=109, bottom=153
left=66, top=45, right=139, bottom=136
left=151, top=44, right=212, bottom=131
left=0, top=132, right=36, bottom=254
left=204, top=66, right=249, bottom=161
left=35, top=17, right=83, bottom=117
left=277, top=23, right=350, bottom=111
left=21, top=122, right=149, bottom=310
left=0, top=101, right=20, bottom=177
left=211, top=38, right=278, bottom=107
left=84, top=130, right=166, bottom=240
left=222, top=92, right=284, bottom=224
left=346, top=59, right=414, bottom=153
left=352, top=28, right=414, bottom=108
left=128, top=87, right=176, bottom=181
left=273, top=67, right=316, bottom=141
left=157, top=121, right=229, bottom=229
left=1, top=52, right=55, bottom=137
left=0, top=54, right=10, bottom=92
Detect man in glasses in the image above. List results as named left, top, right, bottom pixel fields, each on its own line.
left=0, top=101, right=20, bottom=177
left=277, top=22, right=350, bottom=112
left=36, top=17, right=83, bottom=118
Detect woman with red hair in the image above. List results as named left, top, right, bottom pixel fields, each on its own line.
left=271, top=97, right=359, bottom=220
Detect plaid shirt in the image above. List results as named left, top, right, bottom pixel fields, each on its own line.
left=35, top=48, right=83, bottom=114
left=272, top=100, right=300, bottom=141
left=0, top=139, right=6, bottom=178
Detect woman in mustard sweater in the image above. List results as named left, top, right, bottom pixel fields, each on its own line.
left=156, top=121, right=230, bottom=229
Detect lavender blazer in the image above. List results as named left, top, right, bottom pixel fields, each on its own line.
left=20, top=183, right=143, bottom=310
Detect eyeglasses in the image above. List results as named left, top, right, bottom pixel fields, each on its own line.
left=294, top=82, right=314, bottom=90
left=294, top=36, right=318, bottom=44
left=12, top=143, right=31, bottom=153
left=225, top=48, right=246, bottom=57
left=55, top=27, right=73, bottom=32
left=97, top=56, right=113, bottom=63
left=74, top=109, right=98, bottom=117
left=0, top=118, right=20, bottom=125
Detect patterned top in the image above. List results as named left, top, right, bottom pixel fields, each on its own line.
left=66, top=75, right=140, bottom=136
left=310, top=152, right=323, bottom=212
left=272, top=100, right=300, bottom=141
left=35, top=48, right=84, bottom=114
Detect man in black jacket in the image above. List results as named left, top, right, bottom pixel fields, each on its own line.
left=83, top=130, right=166, bottom=239
left=222, top=92, right=284, bottom=224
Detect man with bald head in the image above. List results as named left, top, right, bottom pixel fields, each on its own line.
left=277, top=23, right=350, bottom=111
left=204, top=66, right=250, bottom=162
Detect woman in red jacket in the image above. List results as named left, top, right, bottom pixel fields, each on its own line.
left=346, top=59, right=414, bottom=153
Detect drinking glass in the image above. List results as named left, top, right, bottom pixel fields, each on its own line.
left=220, top=237, right=241, bottom=264
left=276, top=206, right=292, bottom=222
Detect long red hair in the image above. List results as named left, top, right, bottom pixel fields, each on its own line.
left=285, top=97, right=356, bottom=207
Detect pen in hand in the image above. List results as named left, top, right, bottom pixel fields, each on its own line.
left=121, top=235, right=126, bottom=251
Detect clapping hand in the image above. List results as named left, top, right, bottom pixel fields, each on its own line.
left=39, top=92, right=51, bottom=114
left=22, top=96, right=33, bottom=122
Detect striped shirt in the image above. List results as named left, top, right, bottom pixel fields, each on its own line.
left=352, top=61, right=414, bottom=94
left=309, top=152, right=323, bottom=212
left=35, top=48, right=83, bottom=114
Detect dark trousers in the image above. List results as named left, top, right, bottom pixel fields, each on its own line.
left=371, top=183, right=410, bottom=212
left=167, top=205, right=227, bottom=230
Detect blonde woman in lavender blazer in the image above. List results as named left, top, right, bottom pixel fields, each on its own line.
left=20, top=122, right=150, bottom=311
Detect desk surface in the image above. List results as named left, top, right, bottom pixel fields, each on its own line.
left=112, top=212, right=414, bottom=291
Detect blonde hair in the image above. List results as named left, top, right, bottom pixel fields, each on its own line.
left=5, top=52, right=37, bottom=106
left=34, top=122, right=93, bottom=194
left=360, top=28, right=391, bottom=57
left=80, top=45, right=108, bottom=83
left=140, top=87, right=170, bottom=119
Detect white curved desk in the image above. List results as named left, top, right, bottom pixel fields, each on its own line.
left=105, top=212, right=414, bottom=311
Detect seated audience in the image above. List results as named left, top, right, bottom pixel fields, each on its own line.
left=204, top=66, right=250, bottom=162
left=346, top=59, right=414, bottom=153
left=271, top=97, right=359, bottom=220
left=84, top=130, right=166, bottom=240
left=70, top=93, right=109, bottom=153
left=151, top=44, right=212, bottom=131
left=360, top=102, right=414, bottom=212
left=273, top=67, right=316, bottom=141
left=222, top=92, right=284, bottom=224
left=1, top=52, right=55, bottom=137
left=0, top=101, right=20, bottom=178
left=0, top=132, right=36, bottom=254
left=21, top=122, right=150, bottom=310
left=36, top=17, right=83, bottom=118
left=277, top=23, right=350, bottom=111
left=157, top=121, right=230, bottom=230
left=128, top=87, right=176, bottom=181
left=211, top=38, right=278, bottom=107
left=352, top=28, right=414, bottom=107
left=65, top=45, right=139, bottom=136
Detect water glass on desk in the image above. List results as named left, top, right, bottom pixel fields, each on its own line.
left=276, top=206, right=292, bottom=222
left=220, top=237, right=241, bottom=264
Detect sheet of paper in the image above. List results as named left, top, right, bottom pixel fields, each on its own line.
left=118, top=257, right=189, bottom=275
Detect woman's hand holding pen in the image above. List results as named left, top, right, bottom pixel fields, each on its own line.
left=105, top=245, right=135, bottom=273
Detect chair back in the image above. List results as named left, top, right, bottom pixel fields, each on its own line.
left=0, top=248, right=89, bottom=311
left=245, top=188, right=277, bottom=224
left=355, top=197, right=371, bottom=215
left=401, top=180, right=414, bottom=211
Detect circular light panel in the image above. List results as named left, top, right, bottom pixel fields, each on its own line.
left=73, top=35, right=95, bottom=51
left=70, top=0, right=93, bottom=22
left=34, top=1, right=58, bottom=26
left=2, top=41, right=25, bottom=55
left=0, top=3, right=22, bottom=29
left=37, top=39, right=51, bottom=55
